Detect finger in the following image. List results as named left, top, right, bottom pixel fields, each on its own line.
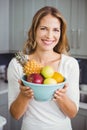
left=57, top=83, right=68, bottom=93
left=54, top=85, right=68, bottom=99
left=20, top=86, right=34, bottom=98
left=20, top=86, right=31, bottom=92
left=53, top=89, right=67, bottom=101
left=18, top=80, right=34, bottom=98
left=25, top=90, right=34, bottom=97
left=53, top=93, right=63, bottom=102
left=18, top=80, right=31, bottom=90
left=55, top=91, right=63, bottom=97
left=24, top=88, right=33, bottom=94
left=18, top=79, right=24, bottom=86
left=25, top=89, right=34, bottom=98
left=63, top=83, right=68, bottom=89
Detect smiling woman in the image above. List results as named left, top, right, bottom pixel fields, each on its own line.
left=7, top=6, right=79, bottom=130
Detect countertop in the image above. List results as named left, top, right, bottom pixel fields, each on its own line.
left=0, top=79, right=8, bottom=94
left=0, top=79, right=87, bottom=110
left=80, top=102, right=87, bottom=110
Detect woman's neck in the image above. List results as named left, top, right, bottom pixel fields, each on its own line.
left=30, top=50, right=61, bottom=66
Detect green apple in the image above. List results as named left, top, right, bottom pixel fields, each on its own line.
left=41, top=66, right=54, bottom=78
left=43, top=78, right=57, bottom=84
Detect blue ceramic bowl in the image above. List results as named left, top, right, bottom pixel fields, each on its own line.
left=21, top=75, right=66, bottom=101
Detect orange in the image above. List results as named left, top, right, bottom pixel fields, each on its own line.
left=52, top=72, right=64, bottom=83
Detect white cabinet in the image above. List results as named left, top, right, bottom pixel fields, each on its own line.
left=0, top=0, right=9, bottom=53
left=9, top=0, right=24, bottom=52
left=68, top=0, right=87, bottom=57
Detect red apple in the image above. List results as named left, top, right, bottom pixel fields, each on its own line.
left=27, top=73, right=44, bottom=84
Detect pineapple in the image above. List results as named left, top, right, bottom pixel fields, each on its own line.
left=15, top=51, right=43, bottom=75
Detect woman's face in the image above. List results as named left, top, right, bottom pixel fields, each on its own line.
left=35, top=14, right=61, bottom=51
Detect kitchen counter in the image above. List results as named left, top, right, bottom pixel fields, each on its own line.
left=0, top=80, right=8, bottom=94
left=80, top=102, right=87, bottom=110
left=0, top=79, right=10, bottom=130
left=80, top=90, right=87, bottom=109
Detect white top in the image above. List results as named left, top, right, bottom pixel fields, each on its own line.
left=7, top=54, right=80, bottom=130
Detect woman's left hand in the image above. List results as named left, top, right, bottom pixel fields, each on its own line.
left=53, top=84, right=77, bottom=118
left=53, top=84, right=68, bottom=102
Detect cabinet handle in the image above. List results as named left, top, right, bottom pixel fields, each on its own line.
left=77, top=29, right=80, bottom=49
left=71, top=29, right=74, bottom=48
left=71, top=29, right=76, bottom=49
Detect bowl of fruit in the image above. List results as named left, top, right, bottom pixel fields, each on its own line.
left=16, top=52, right=66, bottom=101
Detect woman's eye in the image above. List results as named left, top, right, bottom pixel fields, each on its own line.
left=54, top=29, right=60, bottom=32
left=40, top=27, right=46, bottom=30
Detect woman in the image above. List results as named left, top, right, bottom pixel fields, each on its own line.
left=8, top=6, right=80, bottom=130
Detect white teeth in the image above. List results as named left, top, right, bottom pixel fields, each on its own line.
left=43, top=40, right=53, bottom=45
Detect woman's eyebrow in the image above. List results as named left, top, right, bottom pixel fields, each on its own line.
left=39, top=25, right=47, bottom=28
left=39, top=25, right=60, bottom=29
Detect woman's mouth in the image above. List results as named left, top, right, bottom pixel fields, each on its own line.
left=42, top=39, right=54, bottom=45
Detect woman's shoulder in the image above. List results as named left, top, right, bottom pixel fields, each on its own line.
left=61, top=54, right=79, bottom=67
left=8, top=56, right=24, bottom=73
left=8, top=57, right=20, bottom=66
left=8, top=57, right=24, bottom=77
left=62, top=54, right=78, bottom=62
left=60, top=54, right=79, bottom=74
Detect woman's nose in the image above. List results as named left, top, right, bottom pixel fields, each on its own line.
left=46, top=30, right=53, bottom=38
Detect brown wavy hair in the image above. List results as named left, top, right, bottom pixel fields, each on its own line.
left=23, top=6, right=70, bottom=54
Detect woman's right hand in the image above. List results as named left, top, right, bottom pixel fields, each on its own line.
left=19, top=80, right=34, bottom=100
left=10, top=80, right=34, bottom=120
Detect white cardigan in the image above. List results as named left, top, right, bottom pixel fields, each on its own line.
left=7, top=54, right=80, bottom=130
